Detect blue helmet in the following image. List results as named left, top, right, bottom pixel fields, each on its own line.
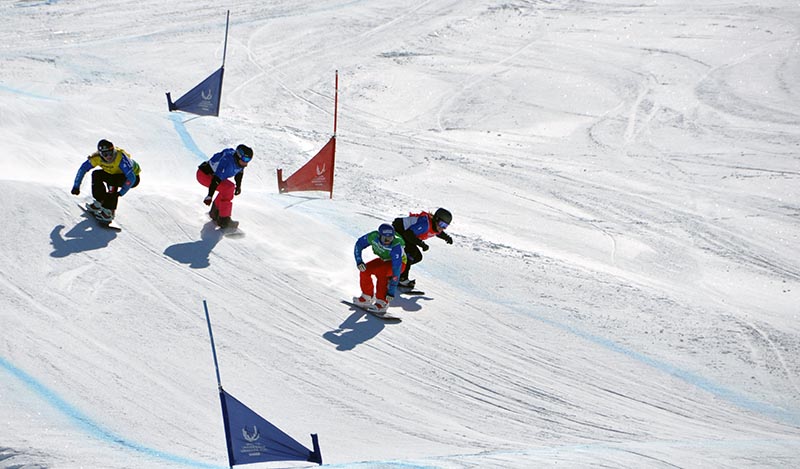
left=378, top=223, right=395, bottom=245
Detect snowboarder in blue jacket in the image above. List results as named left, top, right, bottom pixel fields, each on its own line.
left=196, top=144, right=253, bottom=228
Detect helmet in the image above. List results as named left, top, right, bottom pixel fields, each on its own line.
left=432, top=208, right=452, bottom=230
left=97, top=139, right=114, bottom=160
left=378, top=223, right=395, bottom=245
left=236, top=144, right=253, bottom=163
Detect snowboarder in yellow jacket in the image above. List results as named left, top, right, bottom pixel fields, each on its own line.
left=71, top=139, right=141, bottom=223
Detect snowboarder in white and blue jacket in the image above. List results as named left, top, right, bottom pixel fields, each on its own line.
left=392, top=208, right=453, bottom=289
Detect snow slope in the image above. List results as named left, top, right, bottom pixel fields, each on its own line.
left=1, top=0, right=799, bottom=467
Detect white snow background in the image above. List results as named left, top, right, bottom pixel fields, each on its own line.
left=1, top=0, right=799, bottom=468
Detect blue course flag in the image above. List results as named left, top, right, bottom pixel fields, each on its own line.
left=167, top=67, right=224, bottom=116
left=220, top=389, right=322, bottom=465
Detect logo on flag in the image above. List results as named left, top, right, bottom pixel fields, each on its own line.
left=242, top=425, right=260, bottom=443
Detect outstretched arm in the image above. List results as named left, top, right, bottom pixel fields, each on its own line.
left=436, top=231, right=453, bottom=244
left=354, top=234, right=370, bottom=268
left=117, top=158, right=138, bottom=196
left=71, top=160, right=94, bottom=194
left=387, top=245, right=405, bottom=298
left=234, top=171, right=243, bottom=195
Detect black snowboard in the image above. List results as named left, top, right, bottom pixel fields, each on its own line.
left=78, top=203, right=121, bottom=231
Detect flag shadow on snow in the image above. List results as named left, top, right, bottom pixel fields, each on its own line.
left=49, top=220, right=118, bottom=257
left=323, top=306, right=397, bottom=351
left=163, top=222, right=223, bottom=268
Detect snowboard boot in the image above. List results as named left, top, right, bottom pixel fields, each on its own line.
left=368, top=299, right=389, bottom=315
left=353, top=294, right=373, bottom=307
left=86, top=200, right=103, bottom=214
left=398, top=278, right=416, bottom=289
left=216, top=216, right=239, bottom=229
left=95, top=207, right=115, bottom=223
left=209, top=204, right=219, bottom=221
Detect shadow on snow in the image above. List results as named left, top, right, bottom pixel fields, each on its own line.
left=50, top=219, right=118, bottom=257
left=163, top=221, right=223, bottom=269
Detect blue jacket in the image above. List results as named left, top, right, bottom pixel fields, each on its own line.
left=208, top=148, right=245, bottom=180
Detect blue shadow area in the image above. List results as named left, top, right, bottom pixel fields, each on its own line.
left=163, top=222, right=223, bottom=268
left=50, top=219, right=118, bottom=257
left=323, top=304, right=399, bottom=351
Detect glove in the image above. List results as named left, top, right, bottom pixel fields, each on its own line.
left=357, top=263, right=367, bottom=272
left=71, top=186, right=80, bottom=195
left=203, top=195, right=213, bottom=206
left=441, top=232, right=453, bottom=244
left=234, top=186, right=241, bottom=196
left=420, top=241, right=429, bottom=252
left=386, top=294, right=394, bottom=303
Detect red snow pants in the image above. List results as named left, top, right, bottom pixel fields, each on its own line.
left=196, top=169, right=236, bottom=218
left=360, top=258, right=406, bottom=302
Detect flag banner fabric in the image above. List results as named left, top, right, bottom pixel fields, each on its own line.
left=277, top=137, right=336, bottom=196
left=166, top=67, right=224, bottom=116
left=220, top=389, right=322, bottom=466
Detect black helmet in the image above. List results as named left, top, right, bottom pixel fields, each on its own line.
left=97, top=139, right=114, bottom=152
left=236, top=144, right=253, bottom=162
left=97, top=139, right=114, bottom=159
left=432, top=208, right=452, bottom=229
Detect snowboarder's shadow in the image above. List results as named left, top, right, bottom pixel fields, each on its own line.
left=394, top=295, right=431, bottom=312
left=163, top=221, right=223, bottom=269
left=50, top=220, right=118, bottom=257
left=323, top=308, right=396, bottom=351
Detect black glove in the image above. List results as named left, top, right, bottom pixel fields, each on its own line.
left=420, top=241, right=429, bottom=252
left=440, top=232, right=453, bottom=244
left=203, top=195, right=213, bottom=206
left=71, top=186, right=80, bottom=195
left=234, top=186, right=241, bottom=196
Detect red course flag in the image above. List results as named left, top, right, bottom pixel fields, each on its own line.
left=277, top=137, right=336, bottom=198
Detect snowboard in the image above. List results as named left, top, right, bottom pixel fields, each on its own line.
left=210, top=215, right=243, bottom=237
left=78, top=203, right=121, bottom=231
left=340, top=300, right=401, bottom=321
left=219, top=221, right=244, bottom=238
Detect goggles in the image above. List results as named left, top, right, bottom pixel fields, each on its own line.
left=437, top=220, right=449, bottom=230
left=99, top=148, right=114, bottom=159
left=380, top=234, right=394, bottom=245
left=237, top=148, right=252, bottom=163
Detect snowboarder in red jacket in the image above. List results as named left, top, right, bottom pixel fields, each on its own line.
left=391, top=207, right=453, bottom=289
